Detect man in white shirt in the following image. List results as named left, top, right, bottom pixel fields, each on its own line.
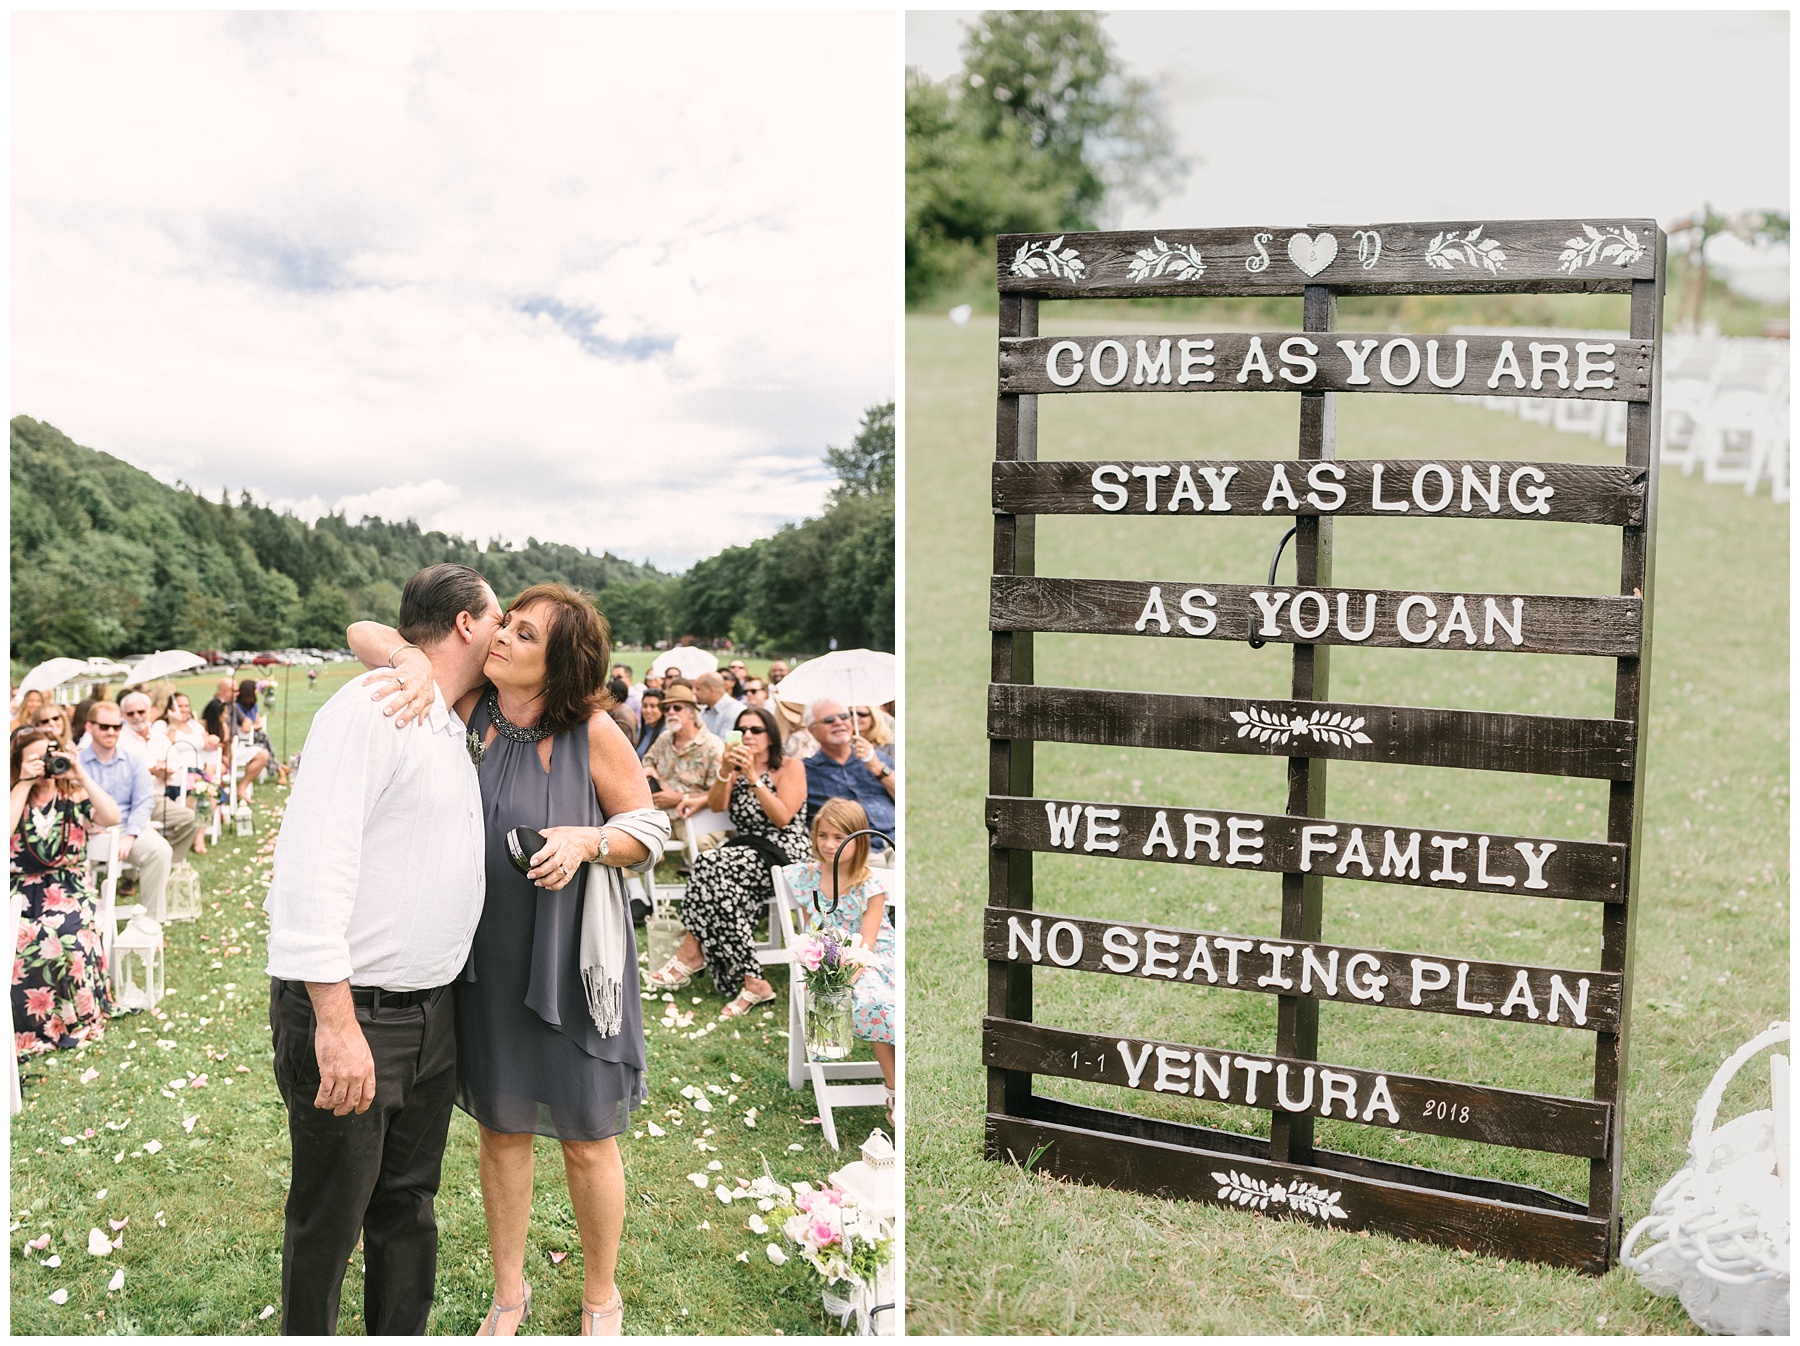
left=264, top=562, right=501, bottom=1336
left=693, top=670, right=744, bottom=740
left=119, top=690, right=200, bottom=870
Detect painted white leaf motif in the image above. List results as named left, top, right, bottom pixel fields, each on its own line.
left=1558, top=224, right=1645, bottom=274
left=1212, top=1169, right=1349, bottom=1222
left=1128, top=237, right=1205, bottom=282
left=1009, top=236, right=1088, bottom=282
left=1423, top=226, right=1508, bottom=275
left=1229, top=707, right=1373, bottom=748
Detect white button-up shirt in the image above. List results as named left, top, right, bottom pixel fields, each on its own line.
left=264, top=672, right=485, bottom=990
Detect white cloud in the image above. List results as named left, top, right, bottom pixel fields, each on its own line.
left=13, top=11, right=895, bottom=571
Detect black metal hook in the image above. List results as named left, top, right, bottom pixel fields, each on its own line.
left=824, top=826, right=895, bottom=916
left=1247, top=524, right=1299, bottom=650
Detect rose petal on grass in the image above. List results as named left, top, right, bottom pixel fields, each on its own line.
left=235, top=1065, right=250, bottom=1073
left=787, top=1143, right=804, bottom=1152
left=94, top=1188, right=107, bottom=1200
left=686, top=1173, right=707, bottom=1188
left=143, top=1140, right=162, bottom=1154
left=42, top=1255, right=61, bottom=1268
left=183, top=1116, right=198, bottom=1134
left=706, top=1160, right=723, bottom=1172
left=645, top=1122, right=666, bottom=1138
left=27, top=1234, right=51, bottom=1251
left=80, top=1068, right=99, bottom=1084
left=747, top=1214, right=768, bottom=1235
left=49, top=1289, right=68, bottom=1305
left=113, top=1151, right=125, bottom=1164
left=109, top=1217, right=128, bottom=1231
left=108, top=1268, right=124, bottom=1292
left=693, top=1097, right=713, bottom=1113
left=734, top=1250, right=750, bottom=1263
left=729, top=1072, right=744, bottom=1084
left=766, top=1243, right=788, bottom=1265
left=88, top=1227, right=113, bottom=1257
left=714, top=1186, right=732, bottom=1204
left=549, top=1250, right=568, bottom=1264
left=60, top=1136, right=77, bottom=1146
left=259, top=1306, right=275, bottom=1320
left=697, top=1220, right=710, bottom=1231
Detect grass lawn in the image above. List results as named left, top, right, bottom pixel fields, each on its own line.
left=11, top=659, right=891, bottom=1335
left=902, top=311, right=1787, bottom=1334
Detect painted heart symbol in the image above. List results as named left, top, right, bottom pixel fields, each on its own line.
left=1287, top=232, right=1338, bottom=277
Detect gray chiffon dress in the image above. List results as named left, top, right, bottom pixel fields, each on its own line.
left=454, top=700, right=647, bottom=1141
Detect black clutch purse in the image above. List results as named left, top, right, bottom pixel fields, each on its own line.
left=505, top=826, right=548, bottom=878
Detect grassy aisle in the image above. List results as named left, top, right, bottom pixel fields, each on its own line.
left=903, top=313, right=1787, bottom=1334
left=11, top=661, right=888, bottom=1334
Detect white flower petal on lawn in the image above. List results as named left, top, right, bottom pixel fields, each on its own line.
left=182, top=1116, right=199, bottom=1134
left=645, top=1121, right=666, bottom=1137
left=259, top=1306, right=276, bottom=1320
left=715, top=1186, right=733, bottom=1204
left=93, top=1188, right=106, bottom=1200
left=49, top=1289, right=68, bottom=1305
left=746, top=1214, right=768, bottom=1235
left=143, top=1140, right=162, bottom=1154
left=109, top=1217, right=128, bottom=1231
left=706, top=1160, right=723, bottom=1171
left=42, top=1255, right=61, bottom=1268
left=88, top=1227, right=113, bottom=1257
left=687, top=1172, right=708, bottom=1188
left=107, top=1268, right=124, bottom=1292
left=787, top=1143, right=804, bottom=1152
left=766, top=1243, right=788, bottom=1265
left=734, top=1249, right=750, bottom=1262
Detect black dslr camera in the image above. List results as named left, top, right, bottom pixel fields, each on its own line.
left=42, top=749, right=73, bottom=777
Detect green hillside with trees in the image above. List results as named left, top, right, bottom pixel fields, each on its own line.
left=10, top=402, right=893, bottom=665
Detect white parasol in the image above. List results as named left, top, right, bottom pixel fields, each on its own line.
left=16, top=657, right=95, bottom=696
left=771, top=649, right=896, bottom=714
left=122, top=650, right=208, bottom=687
left=650, top=647, right=719, bottom=679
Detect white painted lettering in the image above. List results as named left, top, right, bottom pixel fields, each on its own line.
left=1319, top=1069, right=1359, bottom=1118
left=1337, top=592, right=1377, bottom=641
left=1514, top=841, right=1557, bottom=890
left=1101, top=925, right=1139, bottom=973
left=1257, top=942, right=1296, bottom=990
left=1183, top=813, right=1221, bottom=861
left=1337, top=338, right=1378, bottom=385
left=1370, top=462, right=1409, bottom=512
left=1178, top=338, right=1215, bottom=385
left=1118, top=1040, right=1155, bottom=1088
left=1142, top=930, right=1181, bottom=979
left=1412, top=463, right=1454, bottom=513
left=1381, top=337, right=1421, bottom=386
left=1214, top=937, right=1255, bottom=984
left=1499, top=969, right=1540, bottom=1020
left=1193, top=1051, right=1231, bottom=1099
left=1380, top=830, right=1421, bottom=879
left=1345, top=952, right=1389, bottom=1002
left=1167, top=465, right=1204, bottom=513
left=1131, top=463, right=1172, bottom=512
left=1153, top=1046, right=1192, bottom=1093
left=1455, top=961, right=1494, bottom=1013
left=1290, top=590, right=1330, bottom=640
left=1528, top=342, right=1571, bottom=391
left=1234, top=1056, right=1274, bottom=1105
left=1178, top=587, right=1218, bottom=636
left=1249, top=590, right=1292, bottom=636
left=1362, top=1074, right=1400, bottom=1124
left=1044, top=801, right=1081, bottom=849
left=1261, top=463, right=1301, bottom=512
left=1306, top=461, right=1346, bottom=511
left=1300, top=946, right=1339, bottom=996
left=1083, top=806, right=1122, bottom=853
left=1461, top=463, right=1502, bottom=513
left=1429, top=835, right=1470, bottom=882
left=1276, top=1064, right=1316, bottom=1111
left=1141, top=810, right=1178, bottom=859
left=1574, top=341, right=1616, bottom=391
left=1236, top=336, right=1275, bottom=385
left=1091, top=464, right=1128, bottom=511
left=1133, top=338, right=1172, bottom=386
left=1336, top=826, right=1373, bottom=876
left=1007, top=915, right=1042, bottom=962
left=1476, top=836, right=1515, bottom=888
left=1183, top=935, right=1219, bottom=984
left=1198, top=465, right=1238, bottom=511
left=1438, top=595, right=1477, bottom=645
left=1396, top=594, right=1437, bottom=643
left=1279, top=336, right=1319, bottom=384
left=1299, top=824, right=1338, bottom=872
left=1089, top=339, right=1129, bottom=387
left=1547, top=975, right=1590, bottom=1026
left=1045, top=340, right=1083, bottom=387
left=1487, top=340, right=1526, bottom=389
left=1425, top=338, right=1468, bottom=388
left=1046, top=921, right=1083, bottom=967
left=1410, top=958, right=1452, bottom=1005
left=1483, top=596, right=1524, bottom=647
left=1135, top=586, right=1171, bottom=634
left=1226, top=817, right=1265, bottom=866
left=1508, top=465, right=1554, bottom=515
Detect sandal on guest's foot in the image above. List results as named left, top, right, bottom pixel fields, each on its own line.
left=646, top=956, right=703, bottom=991
left=478, top=1281, right=531, bottom=1336
left=719, top=986, right=776, bottom=1019
left=581, top=1292, right=624, bottom=1336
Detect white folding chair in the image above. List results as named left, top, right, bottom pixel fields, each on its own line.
left=164, top=740, right=200, bottom=808
left=200, top=746, right=226, bottom=842
left=776, top=866, right=894, bottom=1150
left=84, top=825, right=142, bottom=969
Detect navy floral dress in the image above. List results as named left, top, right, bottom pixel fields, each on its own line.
left=12, top=794, right=113, bottom=1056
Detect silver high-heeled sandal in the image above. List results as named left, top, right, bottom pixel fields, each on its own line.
left=581, top=1292, right=624, bottom=1336
left=477, top=1281, right=531, bottom=1336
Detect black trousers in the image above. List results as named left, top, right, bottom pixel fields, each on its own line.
left=269, top=978, right=458, bottom=1336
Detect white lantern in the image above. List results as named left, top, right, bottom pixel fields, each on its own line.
left=110, top=917, right=165, bottom=1012
left=165, top=861, right=202, bottom=922
left=233, top=800, right=254, bottom=837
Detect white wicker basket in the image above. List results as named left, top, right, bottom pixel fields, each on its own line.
left=1622, top=1021, right=1789, bottom=1335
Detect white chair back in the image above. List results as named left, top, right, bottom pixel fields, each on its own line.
left=164, top=740, right=201, bottom=808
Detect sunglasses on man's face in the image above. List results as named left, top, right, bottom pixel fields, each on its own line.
left=815, top=713, right=851, bottom=726
left=90, top=721, right=122, bottom=731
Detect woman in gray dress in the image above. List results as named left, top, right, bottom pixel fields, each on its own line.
left=351, top=583, right=668, bottom=1336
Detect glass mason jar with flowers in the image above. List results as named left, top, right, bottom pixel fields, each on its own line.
left=792, top=931, right=865, bottom=1061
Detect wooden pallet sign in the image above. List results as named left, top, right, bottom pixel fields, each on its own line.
left=984, top=218, right=1663, bottom=1273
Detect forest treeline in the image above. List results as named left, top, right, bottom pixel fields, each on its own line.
left=10, top=405, right=892, bottom=664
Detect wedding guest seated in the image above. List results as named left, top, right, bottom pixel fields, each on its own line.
left=11, top=726, right=122, bottom=1053
left=645, top=705, right=808, bottom=1016
left=634, top=689, right=666, bottom=759
left=32, top=702, right=75, bottom=752
left=740, top=676, right=769, bottom=710
left=694, top=671, right=744, bottom=740
left=77, top=702, right=188, bottom=921
left=642, top=685, right=722, bottom=840
left=606, top=676, right=639, bottom=742
left=725, top=659, right=750, bottom=697
left=118, top=691, right=201, bottom=866
left=12, top=689, right=44, bottom=732
left=767, top=660, right=791, bottom=686
left=801, top=699, right=894, bottom=855
left=853, top=704, right=897, bottom=754
left=780, top=798, right=895, bottom=1119
left=151, top=692, right=212, bottom=855
left=230, top=679, right=281, bottom=796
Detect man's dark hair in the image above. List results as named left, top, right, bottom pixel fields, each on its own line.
left=398, top=563, right=492, bottom=646
left=607, top=677, right=631, bottom=704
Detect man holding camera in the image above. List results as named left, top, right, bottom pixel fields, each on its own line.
left=77, top=703, right=183, bottom=920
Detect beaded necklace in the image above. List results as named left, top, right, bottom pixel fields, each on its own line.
left=18, top=790, right=72, bottom=869
left=485, top=686, right=549, bottom=743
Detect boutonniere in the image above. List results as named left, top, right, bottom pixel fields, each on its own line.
left=466, top=728, right=485, bottom=768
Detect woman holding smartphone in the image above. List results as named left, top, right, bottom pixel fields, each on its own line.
left=644, top=704, right=808, bottom=1016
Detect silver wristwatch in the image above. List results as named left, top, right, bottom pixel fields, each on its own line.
left=596, top=829, right=611, bottom=860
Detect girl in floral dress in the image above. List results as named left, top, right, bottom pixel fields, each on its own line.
left=11, top=726, right=121, bottom=1056
left=780, top=798, right=895, bottom=1115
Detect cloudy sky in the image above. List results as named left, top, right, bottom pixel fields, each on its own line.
left=908, top=9, right=1789, bottom=299
left=13, top=11, right=896, bottom=572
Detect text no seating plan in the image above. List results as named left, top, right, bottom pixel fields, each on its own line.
left=983, top=218, right=1662, bottom=1272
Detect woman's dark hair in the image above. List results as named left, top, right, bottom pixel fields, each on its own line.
left=506, top=583, right=612, bottom=736
left=70, top=696, right=101, bottom=744
left=734, top=704, right=784, bottom=771
left=11, top=726, right=57, bottom=788
left=201, top=700, right=228, bottom=742
left=640, top=689, right=664, bottom=719
left=606, top=676, right=630, bottom=705
left=237, top=679, right=258, bottom=710
left=398, top=562, right=492, bottom=646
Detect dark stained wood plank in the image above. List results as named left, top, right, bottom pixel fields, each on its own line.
left=983, top=906, right=1623, bottom=1033
left=992, top=576, right=1642, bottom=658
left=1000, top=331, right=1652, bottom=401
left=985, top=793, right=1625, bottom=902
left=991, top=459, right=1645, bottom=525
left=982, top=1017, right=1611, bottom=1157
left=985, top=1114, right=1611, bottom=1272
left=988, top=683, right=1637, bottom=780
left=997, top=219, right=1657, bottom=299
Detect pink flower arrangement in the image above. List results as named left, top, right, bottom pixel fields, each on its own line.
left=791, top=932, right=867, bottom=997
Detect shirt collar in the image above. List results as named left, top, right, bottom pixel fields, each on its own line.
left=423, top=684, right=457, bottom=736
